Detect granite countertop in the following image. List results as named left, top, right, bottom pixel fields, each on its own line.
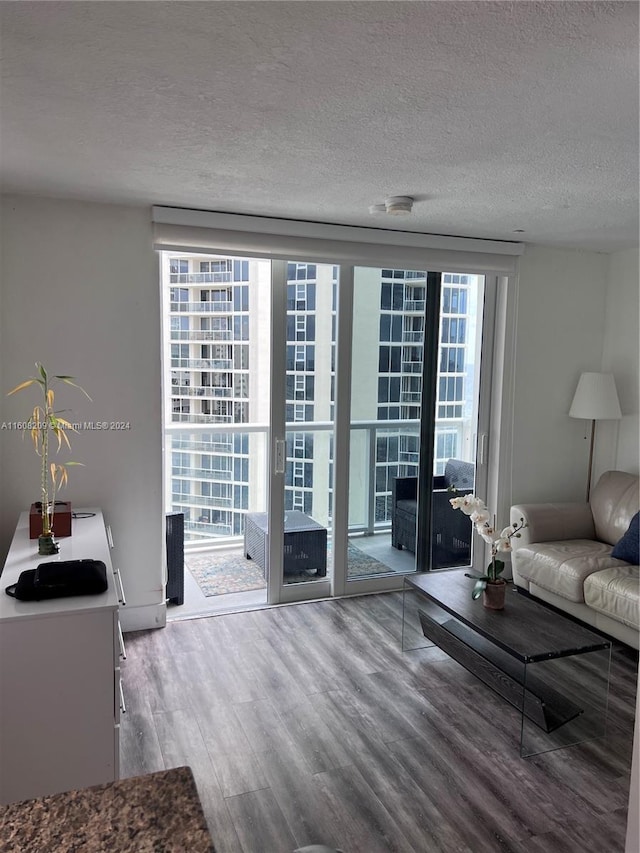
left=0, top=766, right=215, bottom=852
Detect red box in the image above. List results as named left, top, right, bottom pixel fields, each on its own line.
left=29, top=502, right=72, bottom=539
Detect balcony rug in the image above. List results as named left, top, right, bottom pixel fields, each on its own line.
left=185, top=542, right=394, bottom=597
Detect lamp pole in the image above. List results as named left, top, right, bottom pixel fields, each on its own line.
left=586, top=418, right=596, bottom=503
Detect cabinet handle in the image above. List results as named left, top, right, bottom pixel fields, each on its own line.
left=119, top=680, right=126, bottom=714
left=106, top=525, right=114, bottom=549
left=114, top=568, right=126, bottom=605
left=117, top=622, right=127, bottom=660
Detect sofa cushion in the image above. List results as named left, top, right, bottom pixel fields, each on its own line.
left=514, top=539, right=630, bottom=602
left=611, top=512, right=640, bottom=564
left=590, top=471, right=640, bottom=546
left=584, top=566, right=640, bottom=630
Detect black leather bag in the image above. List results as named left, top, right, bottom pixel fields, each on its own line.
left=5, top=559, right=108, bottom=601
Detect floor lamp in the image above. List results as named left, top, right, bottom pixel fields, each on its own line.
left=569, top=372, right=622, bottom=502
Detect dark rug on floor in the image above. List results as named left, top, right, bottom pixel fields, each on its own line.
left=186, top=542, right=394, bottom=597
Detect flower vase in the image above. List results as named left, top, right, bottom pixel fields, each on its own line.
left=482, top=580, right=506, bottom=610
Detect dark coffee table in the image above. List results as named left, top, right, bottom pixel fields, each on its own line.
left=403, top=570, right=612, bottom=756
left=244, top=511, right=327, bottom=577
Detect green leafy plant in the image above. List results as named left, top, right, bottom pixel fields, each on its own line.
left=8, top=363, right=90, bottom=541
left=449, top=493, right=527, bottom=599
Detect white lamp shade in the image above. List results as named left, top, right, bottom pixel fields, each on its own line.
left=569, top=372, right=622, bottom=420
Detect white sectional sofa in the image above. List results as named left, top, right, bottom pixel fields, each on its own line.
left=510, top=470, right=639, bottom=649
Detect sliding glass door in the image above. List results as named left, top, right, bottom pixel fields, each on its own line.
left=266, top=260, right=335, bottom=603
left=163, top=250, right=493, bottom=607
left=343, top=266, right=488, bottom=590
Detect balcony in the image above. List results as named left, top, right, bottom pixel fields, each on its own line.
left=164, top=418, right=473, bottom=613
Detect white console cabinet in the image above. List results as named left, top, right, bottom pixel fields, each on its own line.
left=0, top=509, right=124, bottom=805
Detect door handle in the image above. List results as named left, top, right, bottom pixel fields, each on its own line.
left=478, top=433, right=487, bottom=465
left=274, top=438, right=286, bottom=474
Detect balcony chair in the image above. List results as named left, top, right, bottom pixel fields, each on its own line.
left=391, top=458, right=474, bottom=567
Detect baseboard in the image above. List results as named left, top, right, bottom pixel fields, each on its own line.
left=120, top=602, right=166, bottom=632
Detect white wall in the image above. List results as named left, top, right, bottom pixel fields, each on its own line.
left=510, top=245, right=623, bottom=505
left=0, top=196, right=164, bottom=631
left=599, top=247, right=639, bottom=479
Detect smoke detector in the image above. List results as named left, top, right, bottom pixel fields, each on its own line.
left=369, top=196, right=414, bottom=216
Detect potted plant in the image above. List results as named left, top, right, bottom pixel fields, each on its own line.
left=8, top=363, right=90, bottom=555
left=449, top=493, right=527, bottom=609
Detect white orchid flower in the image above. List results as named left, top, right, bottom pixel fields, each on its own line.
left=458, top=495, right=485, bottom=516
left=477, top=527, right=498, bottom=544
left=495, top=537, right=512, bottom=552
left=471, top=508, right=490, bottom=524
left=449, top=496, right=468, bottom=510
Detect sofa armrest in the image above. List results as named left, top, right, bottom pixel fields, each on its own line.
left=510, top=502, right=596, bottom=547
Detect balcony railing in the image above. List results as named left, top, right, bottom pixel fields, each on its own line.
left=170, top=301, right=234, bottom=313
left=171, top=413, right=234, bottom=423
left=400, top=391, right=421, bottom=403
left=171, top=438, right=234, bottom=452
left=171, top=272, right=232, bottom=283
left=170, top=330, right=233, bottom=342
left=171, top=358, right=233, bottom=370
left=402, top=330, right=424, bottom=343
left=185, top=520, right=233, bottom=536
left=172, top=385, right=234, bottom=398
left=168, top=420, right=418, bottom=544
left=172, top=466, right=233, bottom=481
left=173, top=494, right=233, bottom=509
left=165, top=417, right=472, bottom=549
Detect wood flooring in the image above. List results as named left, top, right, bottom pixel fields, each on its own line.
left=119, top=592, right=638, bottom=853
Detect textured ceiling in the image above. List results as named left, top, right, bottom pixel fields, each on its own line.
left=0, top=1, right=638, bottom=251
